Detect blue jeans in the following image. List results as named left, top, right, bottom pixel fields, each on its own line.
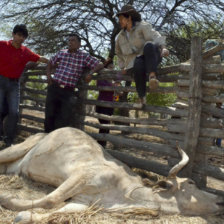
left=216, top=138, right=222, bottom=147
left=0, top=75, right=20, bottom=142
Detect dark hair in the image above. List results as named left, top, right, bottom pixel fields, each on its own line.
left=121, top=12, right=142, bottom=22
left=13, top=24, right=28, bottom=38
left=69, top=33, right=81, bottom=43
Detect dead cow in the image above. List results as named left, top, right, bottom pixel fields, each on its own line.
left=0, top=127, right=223, bottom=223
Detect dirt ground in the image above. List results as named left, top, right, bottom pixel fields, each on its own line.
left=0, top=112, right=223, bottom=223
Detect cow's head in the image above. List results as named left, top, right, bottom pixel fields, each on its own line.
left=129, top=145, right=224, bottom=215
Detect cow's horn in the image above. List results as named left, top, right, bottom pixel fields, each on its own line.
left=168, top=143, right=189, bottom=178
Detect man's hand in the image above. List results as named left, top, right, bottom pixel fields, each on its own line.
left=161, top=48, right=169, bottom=57
left=46, top=61, right=54, bottom=85
left=121, top=69, right=127, bottom=75
left=47, top=75, right=53, bottom=85
left=38, top=56, right=49, bottom=64
left=24, top=62, right=38, bottom=71
left=85, top=74, right=92, bottom=83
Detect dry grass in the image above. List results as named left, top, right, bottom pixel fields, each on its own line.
left=44, top=204, right=103, bottom=224
left=0, top=174, right=223, bottom=224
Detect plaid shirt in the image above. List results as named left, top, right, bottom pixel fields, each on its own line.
left=51, top=49, right=99, bottom=87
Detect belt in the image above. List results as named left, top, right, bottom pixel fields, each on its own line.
left=53, top=80, right=74, bottom=91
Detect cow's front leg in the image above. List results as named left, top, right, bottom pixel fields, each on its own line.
left=14, top=202, right=89, bottom=224
left=0, top=171, right=89, bottom=211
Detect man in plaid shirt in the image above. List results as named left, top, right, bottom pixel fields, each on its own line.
left=45, top=33, right=104, bottom=133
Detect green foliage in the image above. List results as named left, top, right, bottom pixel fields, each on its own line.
left=146, top=92, right=176, bottom=106
left=167, top=16, right=224, bottom=62
left=87, top=79, right=98, bottom=100
left=148, top=81, right=177, bottom=106
left=26, top=76, right=47, bottom=91
left=127, top=81, right=176, bottom=106
left=25, top=75, right=47, bottom=104
left=128, top=91, right=176, bottom=107
left=113, top=108, right=120, bottom=116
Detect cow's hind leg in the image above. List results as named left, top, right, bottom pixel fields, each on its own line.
left=0, top=133, right=46, bottom=164
left=0, top=171, right=88, bottom=211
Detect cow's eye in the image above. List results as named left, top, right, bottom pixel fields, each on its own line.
left=188, top=180, right=195, bottom=185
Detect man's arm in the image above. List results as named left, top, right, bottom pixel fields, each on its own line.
left=85, top=63, right=104, bottom=83
left=37, top=56, right=49, bottom=64
left=46, top=61, right=54, bottom=85
left=24, top=61, right=38, bottom=71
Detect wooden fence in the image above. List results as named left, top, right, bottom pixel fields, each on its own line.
left=18, top=37, right=224, bottom=195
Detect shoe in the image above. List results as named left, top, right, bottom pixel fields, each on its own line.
left=133, top=97, right=146, bottom=109
left=142, top=96, right=146, bottom=105
left=133, top=102, right=143, bottom=109
left=149, top=76, right=159, bottom=90
left=4, top=137, right=13, bottom=148
left=98, top=140, right=106, bottom=148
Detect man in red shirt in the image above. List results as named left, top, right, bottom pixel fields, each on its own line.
left=0, top=24, right=49, bottom=147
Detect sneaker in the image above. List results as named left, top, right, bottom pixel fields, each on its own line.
left=133, top=97, right=146, bottom=109
left=133, top=102, right=143, bottom=109
left=149, top=76, right=159, bottom=90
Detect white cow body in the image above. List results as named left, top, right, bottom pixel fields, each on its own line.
left=0, top=127, right=223, bottom=223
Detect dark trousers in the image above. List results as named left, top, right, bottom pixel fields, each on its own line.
left=0, top=75, right=20, bottom=143
left=96, top=106, right=113, bottom=147
left=0, top=97, right=8, bottom=138
left=133, top=43, right=162, bottom=98
left=44, top=83, right=75, bottom=133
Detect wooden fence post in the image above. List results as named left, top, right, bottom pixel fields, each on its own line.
left=182, top=37, right=202, bottom=179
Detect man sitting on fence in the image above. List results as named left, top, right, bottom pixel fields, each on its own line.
left=44, top=33, right=104, bottom=133
left=115, top=5, right=169, bottom=108
left=0, top=24, right=49, bottom=147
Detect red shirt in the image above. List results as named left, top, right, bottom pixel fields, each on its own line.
left=0, top=40, right=40, bottom=78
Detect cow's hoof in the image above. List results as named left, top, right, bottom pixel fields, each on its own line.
left=14, top=211, right=32, bottom=224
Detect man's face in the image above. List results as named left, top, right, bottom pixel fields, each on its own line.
left=118, top=15, right=129, bottom=29
left=12, top=32, right=26, bottom=46
left=68, top=36, right=81, bottom=52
